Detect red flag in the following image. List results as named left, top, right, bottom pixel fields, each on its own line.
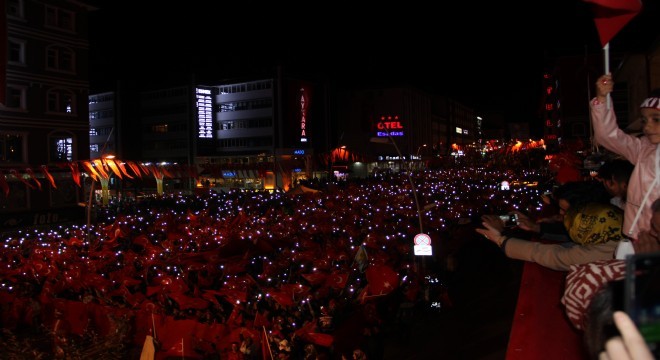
left=227, top=304, right=244, bottom=328
left=279, top=283, right=311, bottom=298
left=127, top=161, right=144, bottom=178
left=584, top=0, right=642, bottom=47
left=116, top=161, right=134, bottom=179
left=41, top=165, right=57, bottom=189
left=365, top=265, right=399, bottom=296
left=267, top=289, right=295, bottom=307
left=252, top=311, right=269, bottom=329
left=68, top=161, right=81, bottom=187
left=324, top=271, right=349, bottom=290
left=25, top=168, right=41, bottom=190
left=293, top=318, right=318, bottom=338
left=139, top=163, right=152, bottom=177
left=306, top=332, right=334, bottom=347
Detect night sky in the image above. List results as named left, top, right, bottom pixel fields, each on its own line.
left=87, top=0, right=659, bottom=123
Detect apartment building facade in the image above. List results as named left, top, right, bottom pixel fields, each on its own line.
left=1, top=0, right=93, bottom=230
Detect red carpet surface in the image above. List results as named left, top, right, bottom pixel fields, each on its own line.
left=506, top=262, right=589, bottom=360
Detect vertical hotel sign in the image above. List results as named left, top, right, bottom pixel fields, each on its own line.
left=299, top=87, right=308, bottom=143
left=195, top=87, right=213, bottom=139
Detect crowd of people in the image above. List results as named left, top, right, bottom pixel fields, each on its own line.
left=0, top=166, right=554, bottom=359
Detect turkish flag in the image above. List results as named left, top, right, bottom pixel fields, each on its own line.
left=267, top=289, right=295, bottom=307
left=365, top=265, right=399, bottom=296
left=584, top=0, right=642, bottom=46
left=324, top=272, right=349, bottom=290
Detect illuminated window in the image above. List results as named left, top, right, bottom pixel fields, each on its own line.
left=48, top=132, right=74, bottom=162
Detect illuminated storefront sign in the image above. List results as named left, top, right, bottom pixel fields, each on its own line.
left=195, top=87, right=213, bottom=139
left=376, top=115, right=405, bottom=137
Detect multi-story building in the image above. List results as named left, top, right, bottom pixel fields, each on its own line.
left=1, top=0, right=93, bottom=230
left=91, top=72, right=335, bottom=192
left=92, top=78, right=485, bottom=190
left=200, top=75, right=335, bottom=190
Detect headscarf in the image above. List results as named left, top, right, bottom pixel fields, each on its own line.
left=563, top=202, right=624, bottom=245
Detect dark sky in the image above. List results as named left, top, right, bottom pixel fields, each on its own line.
left=88, top=1, right=659, bottom=123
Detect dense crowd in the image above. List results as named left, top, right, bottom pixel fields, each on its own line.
left=0, top=167, right=555, bottom=359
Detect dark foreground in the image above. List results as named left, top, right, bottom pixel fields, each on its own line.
left=382, top=225, right=523, bottom=360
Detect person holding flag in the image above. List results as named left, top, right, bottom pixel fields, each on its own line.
left=591, top=75, right=660, bottom=257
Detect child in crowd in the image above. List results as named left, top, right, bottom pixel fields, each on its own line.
left=596, top=158, right=634, bottom=210
left=591, top=75, right=660, bottom=252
